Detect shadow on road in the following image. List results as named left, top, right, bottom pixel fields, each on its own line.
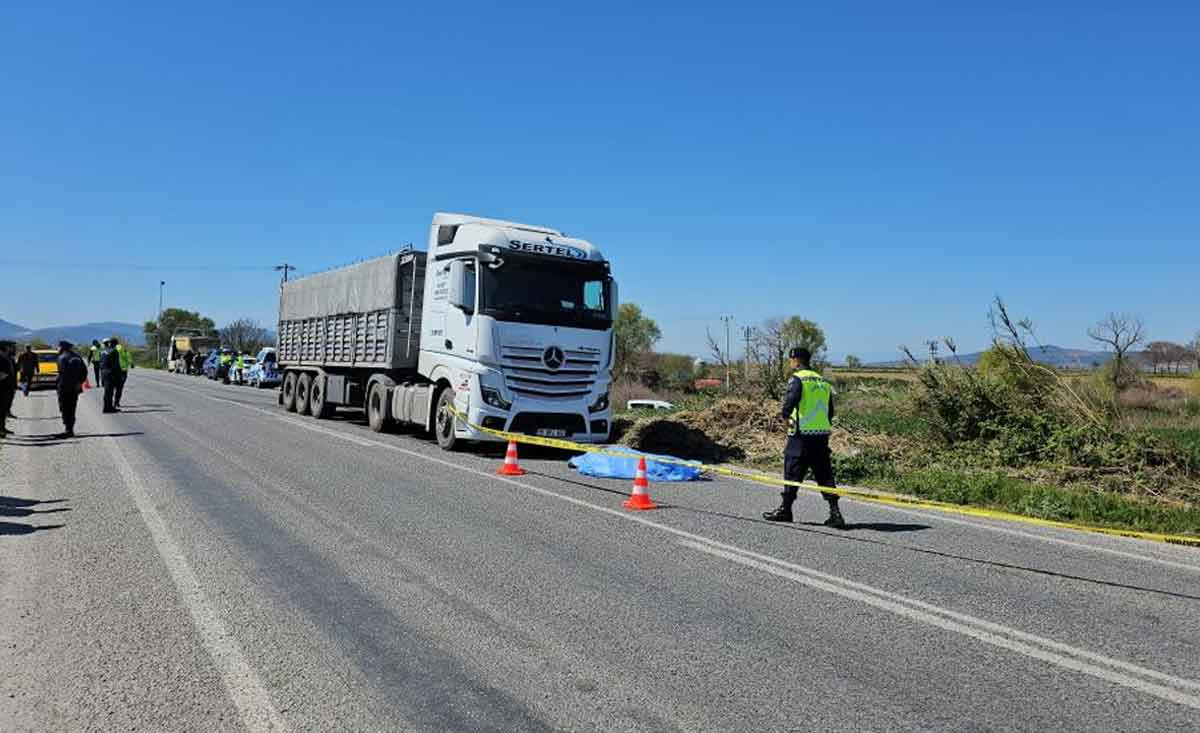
left=3, top=431, right=144, bottom=447
left=0, top=505, right=71, bottom=518
left=0, top=521, right=65, bottom=536
left=110, top=408, right=173, bottom=414
left=797, top=520, right=929, bottom=533
left=0, top=495, right=67, bottom=507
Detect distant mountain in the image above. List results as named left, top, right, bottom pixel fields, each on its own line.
left=0, top=319, right=30, bottom=338
left=867, top=345, right=1115, bottom=369
left=0, top=320, right=145, bottom=347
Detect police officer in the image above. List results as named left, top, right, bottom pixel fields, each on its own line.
left=220, top=349, right=233, bottom=384
left=0, top=341, right=15, bottom=436
left=17, top=344, right=39, bottom=397
left=112, top=337, right=134, bottom=408
left=89, top=339, right=103, bottom=387
left=55, top=340, right=88, bottom=437
left=100, top=339, right=122, bottom=413
left=762, top=346, right=846, bottom=528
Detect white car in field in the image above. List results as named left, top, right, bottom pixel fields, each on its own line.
left=626, top=399, right=675, bottom=411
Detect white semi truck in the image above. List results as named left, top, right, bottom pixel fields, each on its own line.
left=276, top=213, right=617, bottom=450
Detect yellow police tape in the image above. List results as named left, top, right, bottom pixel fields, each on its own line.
left=446, top=405, right=1200, bottom=549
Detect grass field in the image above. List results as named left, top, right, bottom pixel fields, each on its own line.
left=614, top=367, right=1200, bottom=536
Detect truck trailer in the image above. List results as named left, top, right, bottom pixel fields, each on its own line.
left=276, top=212, right=617, bottom=450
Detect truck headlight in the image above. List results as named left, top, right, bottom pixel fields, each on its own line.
left=589, top=390, right=610, bottom=413
left=481, top=385, right=511, bottom=411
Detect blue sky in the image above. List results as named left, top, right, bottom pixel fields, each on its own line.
left=2, top=2, right=1197, bottom=361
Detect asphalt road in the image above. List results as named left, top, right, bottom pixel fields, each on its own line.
left=3, top=370, right=1200, bottom=732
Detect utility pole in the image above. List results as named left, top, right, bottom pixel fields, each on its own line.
left=721, top=315, right=734, bottom=390
left=741, top=325, right=754, bottom=380
left=274, top=263, right=296, bottom=286
left=157, top=280, right=165, bottom=367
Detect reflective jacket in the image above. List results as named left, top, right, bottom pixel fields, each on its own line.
left=116, top=344, right=134, bottom=371
left=781, top=369, right=833, bottom=436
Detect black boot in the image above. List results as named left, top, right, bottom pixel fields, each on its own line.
left=762, top=493, right=795, bottom=522
left=822, top=496, right=846, bottom=529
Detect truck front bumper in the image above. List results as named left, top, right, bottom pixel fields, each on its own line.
left=462, top=404, right=611, bottom=444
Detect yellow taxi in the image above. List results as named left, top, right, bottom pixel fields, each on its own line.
left=31, top=349, right=60, bottom=388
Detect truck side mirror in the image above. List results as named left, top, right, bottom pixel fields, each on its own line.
left=447, top=260, right=475, bottom=314
left=608, top=280, right=619, bottom=320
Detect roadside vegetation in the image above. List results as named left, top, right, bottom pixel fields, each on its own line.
left=610, top=299, right=1200, bottom=537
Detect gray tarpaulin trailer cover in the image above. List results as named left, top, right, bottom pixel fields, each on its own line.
left=277, top=251, right=426, bottom=371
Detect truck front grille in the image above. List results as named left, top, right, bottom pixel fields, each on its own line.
left=500, top=346, right=599, bottom=399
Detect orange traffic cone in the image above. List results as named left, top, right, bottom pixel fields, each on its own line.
left=497, top=440, right=526, bottom=476
left=623, top=456, right=658, bottom=510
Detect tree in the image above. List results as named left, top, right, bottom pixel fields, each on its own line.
left=220, top=318, right=270, bottom=355
left=145, top=308, right=217, bottom=350
left=845, top=355, right=863, bottom=369
left=1162, top=342, right=1191, bottom=374
left=613, top=303, right=661, bottom=380
left=751, top=316, right=828, bottom=399
left=1144, top=341, right=1173, bottom=374
left=652, top=352, right=698, bottom=391
left=1087, top=313, right=1144, bottom=390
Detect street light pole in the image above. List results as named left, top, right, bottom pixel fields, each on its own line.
left=157, top=280, right=165, bottom=367
left=274, top=263, right=296, bottom=286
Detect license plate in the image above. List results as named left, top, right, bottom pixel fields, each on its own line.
left=536, top=429, right=568, bottom=438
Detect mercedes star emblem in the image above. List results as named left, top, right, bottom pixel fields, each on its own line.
left=543, top=346, right=565, bottom=370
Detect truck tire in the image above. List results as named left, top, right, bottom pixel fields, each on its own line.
left=310, top=376, right=333, bottom=419
left=295, top=373, right=312, bottom=415
left=367, top=382, right=389, bottom=433
left=282, top=371, right=298, bottom=412
left=434, top=386, right=460, bottom=451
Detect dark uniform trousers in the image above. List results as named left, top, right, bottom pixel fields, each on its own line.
left=113, top=370, right=127, bottom=407
left=58, top=389, right=79, bottom=432
left=0, top=388, right=13, bottom=432
left=784, top=434, right=838, bottom=504
left=102, top=371, right=117, bottom=411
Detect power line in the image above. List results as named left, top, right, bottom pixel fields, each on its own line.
left=0, top=260, right=278, bottom=272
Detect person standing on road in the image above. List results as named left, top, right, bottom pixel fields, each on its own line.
left=762, top=347, right=846, bottom=528
left=183, top=349, right=194, bottom=375
left=100, top=339, right=121, bottom=413
left=113, top=337, right=134, bottom=408
left=0, top=341, right=16, bottom=436
left=17, top=344, right=39, bottom=397
left=55, top=340, right=88, bottom=437
left=88, top=339, right=103, bottom=387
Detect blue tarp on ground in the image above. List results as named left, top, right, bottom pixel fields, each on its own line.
left=569, top=449, right=705, bottom=482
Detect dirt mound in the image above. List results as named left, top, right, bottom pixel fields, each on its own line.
left=613, top=397, right=787, bottom=464
left=612, top=396, right=892, bottom=465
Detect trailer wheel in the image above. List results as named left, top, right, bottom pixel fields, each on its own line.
left=295, top=373, right=312, bottom=415
left=367, top=382, right=388, bottom=432
left=434, top=386, right=460, bottom=451
left=282, top=371, right=298, bottom=412
left=310, top=376, right=333, bottom=419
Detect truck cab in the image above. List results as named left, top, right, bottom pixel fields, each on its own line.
left=423, top=213, right=616, bottom=449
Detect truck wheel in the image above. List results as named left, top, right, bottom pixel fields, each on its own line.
left=282, top=372, right=298, bottom=412
left=295, top=373, right=312, bottom=415
left=367, top=382, right=389, bottom=433
left=310, top=376, right=333, bottom=419
left=434, top=387, right=460, bottom=451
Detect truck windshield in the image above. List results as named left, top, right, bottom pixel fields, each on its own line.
left=480, top=259, right=611, bottom=330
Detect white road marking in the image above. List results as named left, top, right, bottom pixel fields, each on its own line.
left=102, top=435, right=289, bottom=732
left=680, top=540, right=1200, bottom=709
left=146, top=374, right=1200, bottom=709
left=854, top=501, right=1200, bottom=574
